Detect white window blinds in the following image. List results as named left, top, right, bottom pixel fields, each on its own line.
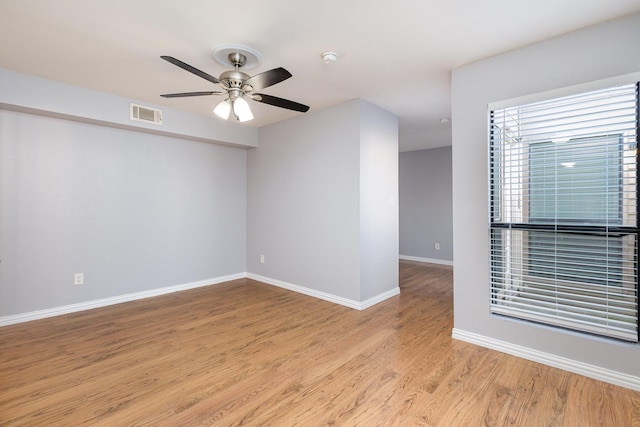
left=489, top=83, right=639, bottom=342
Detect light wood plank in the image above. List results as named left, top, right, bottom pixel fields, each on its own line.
left=1, top=261, right=638, bottom=426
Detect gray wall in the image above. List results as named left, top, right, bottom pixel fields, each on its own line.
left=359, top=101, right=399, bottom=300
left=399, top=147, right=453, bottom=263
left=0, top=67, right=257, bottom=148
left=247, top=99, right=398, bottom=303
left=248, top=100, right=361, bottom=300
left=451, top=13, right=640, bottom=377
left=0, top=109, right=247, bottom=316
left=0, top=69, right=399, bottom=320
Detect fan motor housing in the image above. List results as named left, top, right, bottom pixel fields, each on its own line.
left=219, top=70, right=250, bottom=89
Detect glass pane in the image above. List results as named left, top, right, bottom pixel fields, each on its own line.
left=529, top=136, right=622, bottom=225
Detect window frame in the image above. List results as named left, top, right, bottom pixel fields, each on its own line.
left=488, top=79, right=640, bottom=342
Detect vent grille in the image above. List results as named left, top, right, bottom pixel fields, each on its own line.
left=130, top=103, right=162, bottom=125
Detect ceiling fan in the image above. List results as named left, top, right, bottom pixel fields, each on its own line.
left=160, top=45, right=309, bottom=122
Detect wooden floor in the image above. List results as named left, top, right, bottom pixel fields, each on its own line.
left=1, top=261, right=639, bottom=426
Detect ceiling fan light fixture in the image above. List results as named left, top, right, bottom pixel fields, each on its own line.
left=233, top=96, right=253, bottom=122
left=213, top=99, right=231, bottom=119
left=160, top=51, right=309, bottom=122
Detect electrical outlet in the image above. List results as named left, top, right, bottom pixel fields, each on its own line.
left=434, top=243, right=440, bottom=251
left=260, top=254, right=265, bottom=264
left=74, top=273, right=84, bottom=285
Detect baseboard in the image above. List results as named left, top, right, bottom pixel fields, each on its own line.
left=399, top=255, right=453, bottom=266
left=0, top=273, right=246, bottom=327
left=359, top=287, right=401, bottom=310
left=247, top=273, right=400, bottom=310
left=1, top=272, right=400, bottom=327
left=452, top=328, right=640, bottom=392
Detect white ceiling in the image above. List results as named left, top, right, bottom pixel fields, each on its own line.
left=1, top=1, right=639, bottom=151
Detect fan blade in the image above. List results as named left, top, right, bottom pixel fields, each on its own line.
left=160, top=91, right=222, bottom=98
left=252, top=93, right=309, bottom=113
left=161, top=56, right=227, bottom=87
left=243, top=68, right=292, bottom=91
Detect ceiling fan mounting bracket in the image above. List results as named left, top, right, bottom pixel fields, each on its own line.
left=212, top=44, right=262, bottom=70
left=228, top=52, right=247, bottom=68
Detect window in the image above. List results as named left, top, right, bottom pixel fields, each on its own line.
left=489, top=82, right=639, bottom=342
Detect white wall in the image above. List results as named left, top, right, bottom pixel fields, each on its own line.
left=247, top=99, right=398, bottom=306
left=399, top=147, right=453, bottom=264
left=451, top=12, right=640, bottom=387
left=0, top=109, right=247, bottom=317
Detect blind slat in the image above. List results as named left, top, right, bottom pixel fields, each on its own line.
left=489, top=82, right=639, bottom=342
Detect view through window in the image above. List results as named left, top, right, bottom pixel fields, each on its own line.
left=489, top=83, right=639, bottom=342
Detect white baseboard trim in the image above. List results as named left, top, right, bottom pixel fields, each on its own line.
left=399, top=255, right=453, bottom=266
left=360, top=288, right=401, bottom=310
left=1, top=272, right=400, bottom=327
left=0, top=273, right=246, bottom=327
left=452, top=328, right=640, bottom=392
left=247, top=273, right=400, bottom=311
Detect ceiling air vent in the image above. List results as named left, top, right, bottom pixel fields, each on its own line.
left=130, top=103, right=162, bottom=125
